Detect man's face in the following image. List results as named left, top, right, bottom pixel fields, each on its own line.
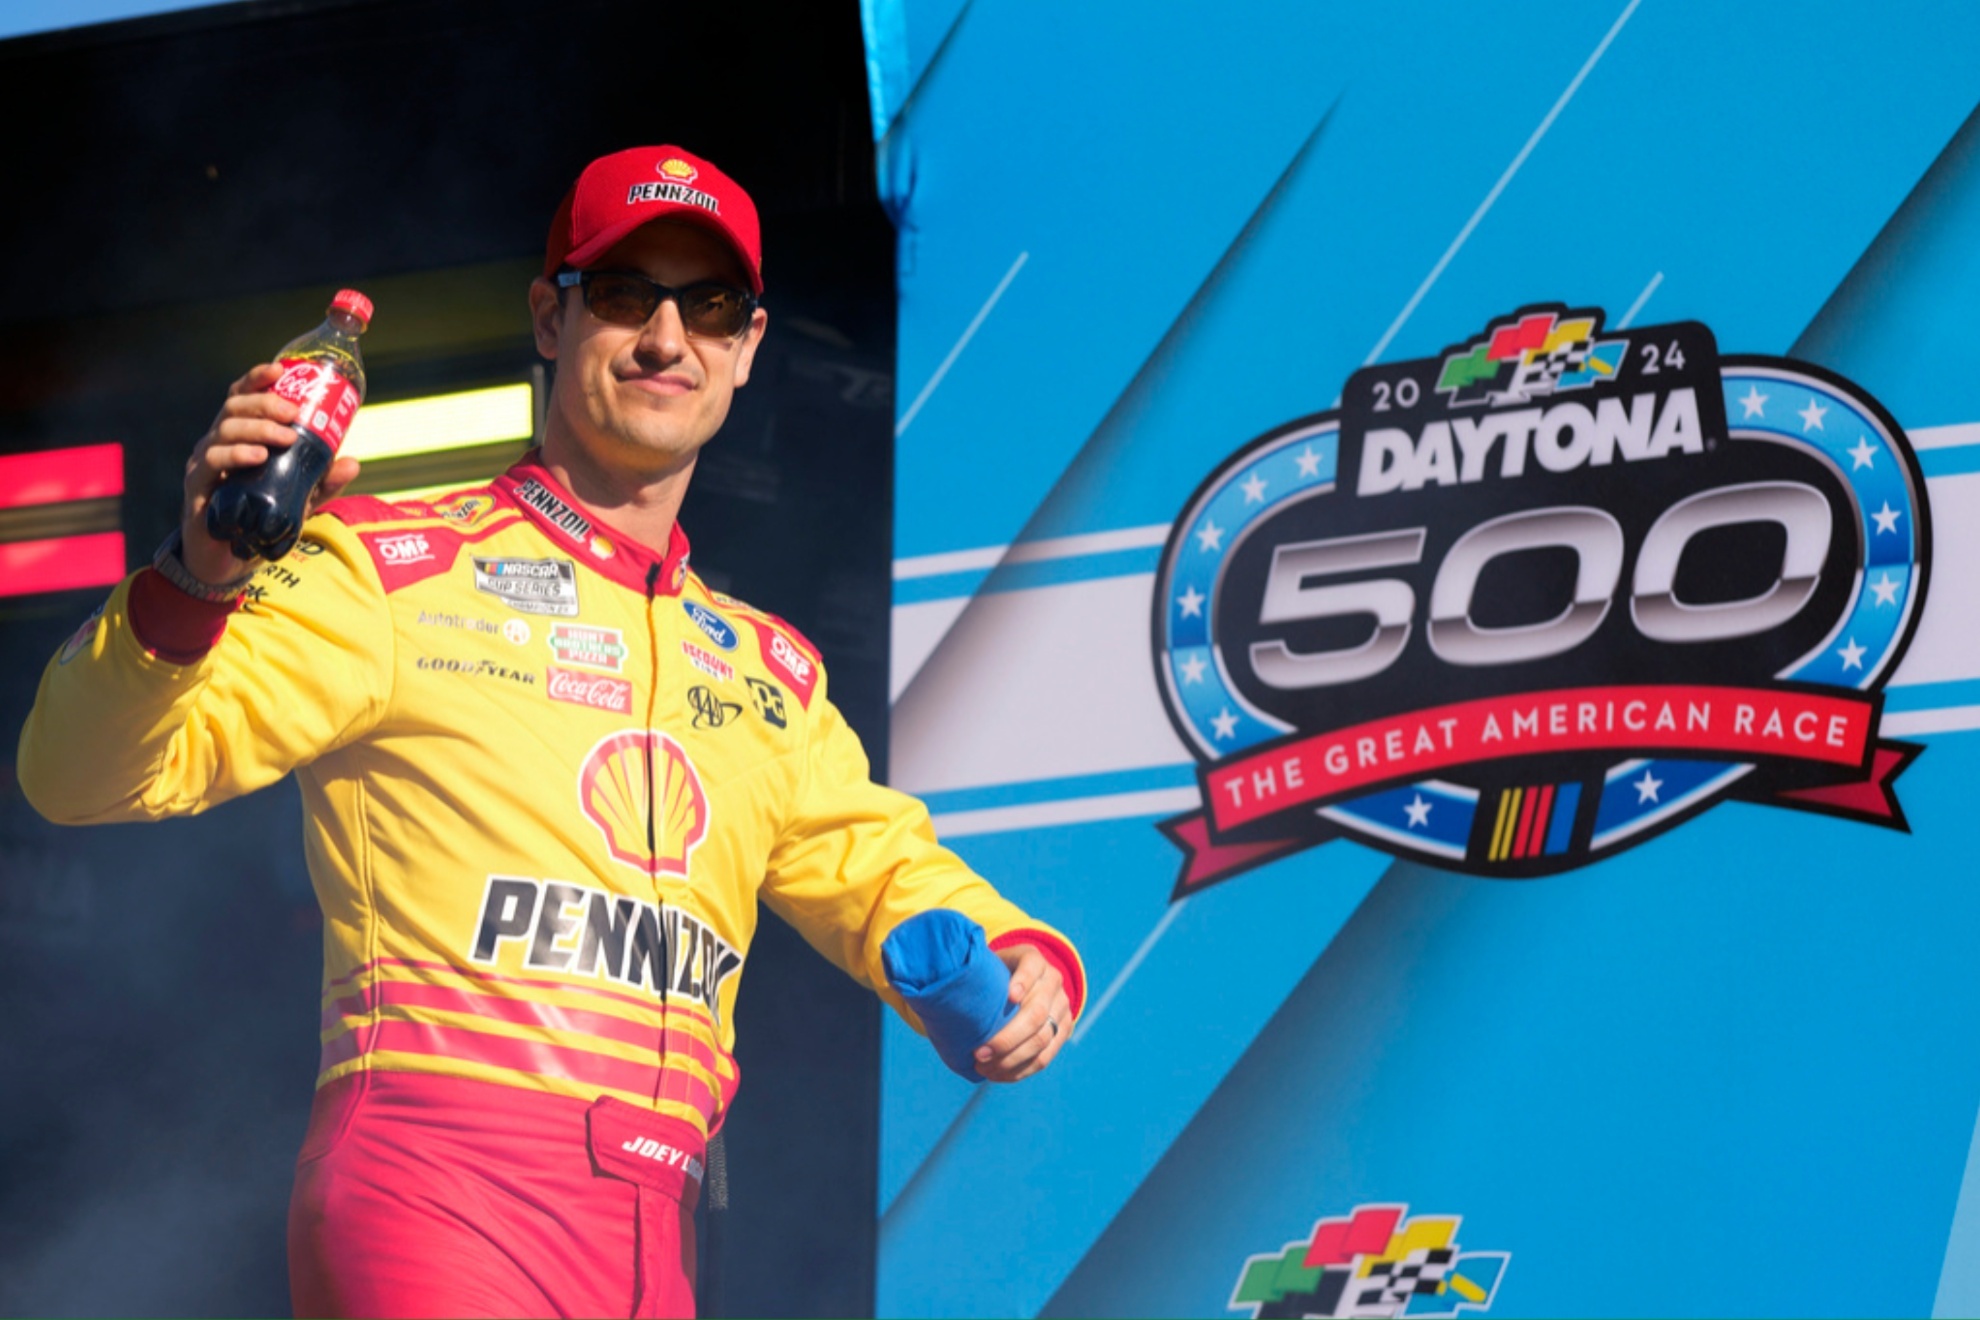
left=529, top=219, right=767, bottom=480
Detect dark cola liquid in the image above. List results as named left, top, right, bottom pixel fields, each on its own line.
left=205, top=427, right=335, bottom=562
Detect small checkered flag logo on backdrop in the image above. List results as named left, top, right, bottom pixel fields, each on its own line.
left=1229, top=1203, right=1508, bottom=1319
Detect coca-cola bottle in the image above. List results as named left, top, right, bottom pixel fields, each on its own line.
left=206, top=289, right=373, bottom=561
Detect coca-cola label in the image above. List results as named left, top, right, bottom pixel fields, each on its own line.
left=547, top=665, right=634, bottom=714
left=271, top=356, right=361, bottom=452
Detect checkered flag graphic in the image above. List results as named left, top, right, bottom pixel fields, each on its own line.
left=1343, top=1247, right=1457, bottom=1316
left=1529, top=339, right=1591, bottom=388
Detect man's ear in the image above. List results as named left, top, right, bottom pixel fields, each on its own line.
left=528, top=277, right=564, bottom=360
left=731, top=307, right=769, bottom=388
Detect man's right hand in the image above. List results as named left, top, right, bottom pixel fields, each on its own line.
left=180, top=364, right=361, bottom=584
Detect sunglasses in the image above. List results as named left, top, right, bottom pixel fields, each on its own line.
left=555, top=269, right=759, bottom=339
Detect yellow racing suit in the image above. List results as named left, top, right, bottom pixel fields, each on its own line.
left=18, top=455, right=1084, bottom=1144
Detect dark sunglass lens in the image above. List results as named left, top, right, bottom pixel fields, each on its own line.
left=585, top=275, right=660, bottom=326
left=680, top=285, right=751, bottom=338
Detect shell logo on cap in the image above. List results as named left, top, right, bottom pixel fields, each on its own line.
left=578, top=730, right=709, bottom=878
left=657, top=157, right=699, bottom=184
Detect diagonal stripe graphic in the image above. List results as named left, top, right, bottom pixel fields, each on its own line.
left=892, top=100, right=1340, bottom=711
left=1360, top=0, right=1641, bottom=366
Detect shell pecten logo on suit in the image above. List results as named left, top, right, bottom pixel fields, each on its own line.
left=577, top=729, right=709, bottom=878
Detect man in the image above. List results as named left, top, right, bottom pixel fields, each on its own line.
left=17, top=145, right=1082, bottom=1318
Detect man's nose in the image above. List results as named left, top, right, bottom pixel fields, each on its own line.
left=636, top=295, right=688, bottom=361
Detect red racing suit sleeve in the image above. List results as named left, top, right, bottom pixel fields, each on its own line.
left=759, top=662, right=1087, bottom=1029
left=16, top=519, right=395, bottom=824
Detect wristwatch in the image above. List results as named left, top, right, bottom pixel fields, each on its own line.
left=151, top=527, right=259, bottom=603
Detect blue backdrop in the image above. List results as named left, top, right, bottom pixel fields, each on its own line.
left=864, top=3, right=1980, bottom=1316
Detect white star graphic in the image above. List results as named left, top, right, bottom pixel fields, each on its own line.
left=1838, top=637, right=1867, bottom=671
left=1870, top=573, right=1900, bottom=607
left=1798, top=398, right=1828, bottom=432
left=1634, top=769, right=1663, bottom=804
left=1738, top=386, right=1769, bottom=419
left=1404, top=795, right=1432, bottom=829
left=1177, top=585, right=1205, bottom=618
left=1240, top=472, right=1269, bottom=504
left=1848, top=436, right=1878, bottom=470
left=1210, top=707, right=1239, bottom=741
left=1196, top=520, right=1225, bottom=553
left=1872, top=503, right=1901, bottom=535
left=1178, top=653, right=1208, bottom=684
left=1294, top=447, right=1322, bottom=479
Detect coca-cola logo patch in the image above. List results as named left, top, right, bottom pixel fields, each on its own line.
left=548, top=665, right=633, bottom=714
left=1154, top=304, right=1928, bottom=893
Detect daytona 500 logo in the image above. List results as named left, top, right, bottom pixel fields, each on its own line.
left=1155, top=304, right=1926, bottom=889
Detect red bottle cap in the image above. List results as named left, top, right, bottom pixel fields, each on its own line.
left=330, top=289, right=374, bottom=328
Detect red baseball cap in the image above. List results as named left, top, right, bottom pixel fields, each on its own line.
left=542, top=145, right=762, bottom=293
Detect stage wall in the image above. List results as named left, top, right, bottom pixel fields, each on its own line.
left=865, top=3, right=1980, bottom=1316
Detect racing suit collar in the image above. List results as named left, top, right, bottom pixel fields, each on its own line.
left=494, top=452, right=693, bottom=597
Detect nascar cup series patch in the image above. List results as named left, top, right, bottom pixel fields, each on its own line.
left=1154, top=304, right=1927, bottom=892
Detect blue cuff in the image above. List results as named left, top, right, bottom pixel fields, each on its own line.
left=881, top=910, right=1019, bottom=1083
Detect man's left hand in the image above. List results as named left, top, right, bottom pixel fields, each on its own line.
left=975, top=945, right=1071, bottom=1082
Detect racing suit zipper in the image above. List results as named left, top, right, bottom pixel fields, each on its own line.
left=644, top=562, right=660, bottom=862
left=643, top=560, right=669, bottom=1109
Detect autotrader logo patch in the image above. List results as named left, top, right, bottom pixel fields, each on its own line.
left=1154, top=303, right=1927, bottom=894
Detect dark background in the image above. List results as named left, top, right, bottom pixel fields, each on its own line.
left=0, top=1, right=893, bottom=1314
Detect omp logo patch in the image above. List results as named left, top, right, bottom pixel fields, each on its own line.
left=1156, top=303, right=1927, bottom=891
left=360, top=525, right=463, bottom=591
left=747, top=617, right=819, bottom=709
left=577, top=729, right=708, bottom=878
left=375, top=532, right=432, bottom=563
